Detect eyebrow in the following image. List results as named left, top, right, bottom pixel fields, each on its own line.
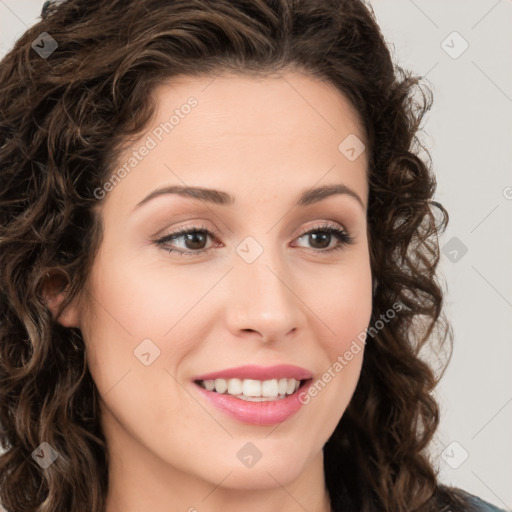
left=133, top=183, right=365, bottom=211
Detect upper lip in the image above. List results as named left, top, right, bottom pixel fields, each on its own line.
left=193, top=364, right=313, bottom=382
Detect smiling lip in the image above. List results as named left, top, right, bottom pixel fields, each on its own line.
left=193, top=364, right=313, bottom=381
left=192, top=365, right=313, bottom=426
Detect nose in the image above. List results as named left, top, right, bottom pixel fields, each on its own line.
left=224, top=244, right=305, bottom=344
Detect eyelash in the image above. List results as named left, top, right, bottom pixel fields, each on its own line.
left=154, top=222, right=354, bottom=257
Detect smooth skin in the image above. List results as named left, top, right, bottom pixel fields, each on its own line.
left=47, top=70, right=373, bottom=512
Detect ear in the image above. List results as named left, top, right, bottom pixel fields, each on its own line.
left=42, top=271, right=81, bottom=328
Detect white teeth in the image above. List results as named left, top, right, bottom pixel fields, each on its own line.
left=214, top=378, right=228, bottom=393
left=227, top=378, right=242, bottom=395
left=261, top=379, right=278, bottom=398
left=199, top=377, right=302, bottom=400
left=242, top=379, right=261, bottom=397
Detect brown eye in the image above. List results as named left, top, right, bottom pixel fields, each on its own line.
left=154, top=225, right=218, bottom=256
left=293, top=223, right=354, bottom=253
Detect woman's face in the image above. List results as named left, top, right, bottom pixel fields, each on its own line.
left=62, top=71, right=372, bottom=492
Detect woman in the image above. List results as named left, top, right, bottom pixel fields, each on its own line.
left=0, top=1, right=506, bottom=511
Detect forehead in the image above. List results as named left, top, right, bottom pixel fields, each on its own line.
left=103, top=70, right=368, bottom=215
left=151, top=70, right=365, bottom=146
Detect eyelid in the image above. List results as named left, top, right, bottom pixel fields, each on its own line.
left=294, top=220, right=346, bottom=238
left=156, top=219, right=348, bottom=240
left=156, top=222, right=220, bottom=242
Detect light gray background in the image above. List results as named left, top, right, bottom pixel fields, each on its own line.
left=0, top=0, right=510, bottom=509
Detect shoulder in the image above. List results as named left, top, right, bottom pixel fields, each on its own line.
left=457, top=489, right=507, bottom=512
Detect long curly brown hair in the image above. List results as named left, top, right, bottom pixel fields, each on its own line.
left=0, top=1, right=476, bottom=511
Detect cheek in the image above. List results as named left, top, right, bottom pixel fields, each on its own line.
left=315, top=253, right=373, bottom=354
left=82, top=245, right=195, bottom=347
left=79, top=243, right=228, bottom=410
left=78, top=247, right=174, bottom=396
left=301, top=252, right=372, bottom=412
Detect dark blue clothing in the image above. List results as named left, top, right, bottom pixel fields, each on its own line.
left=463, top=490, right=508, bottom=512
left=329, top=484, right=508, bottom=511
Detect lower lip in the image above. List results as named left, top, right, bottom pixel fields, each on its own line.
left=193, top=380, right=312, bottom=426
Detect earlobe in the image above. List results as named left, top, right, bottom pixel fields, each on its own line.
left=42, top=271, right=81, bottom=328
left=49, top=295, right=81, bottom=328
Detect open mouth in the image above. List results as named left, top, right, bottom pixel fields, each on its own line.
left=194, top=377, right=310, bottom=402
left=192, top=367, right=314, bottom=425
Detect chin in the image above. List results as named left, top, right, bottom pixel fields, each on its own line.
left=196, top=439, right=320, bottom=491
left=217, top=461, right=308, bottom=491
